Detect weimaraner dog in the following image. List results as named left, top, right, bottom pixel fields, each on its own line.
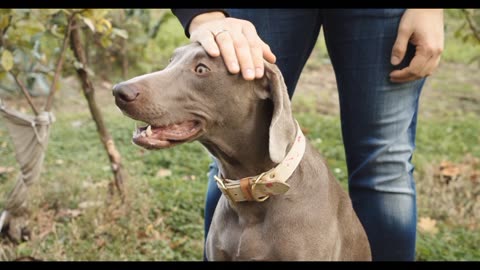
left=113, top=42, right=371, bottom=261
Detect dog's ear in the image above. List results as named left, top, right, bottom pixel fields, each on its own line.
left=257, top=62, right=296, bottom=163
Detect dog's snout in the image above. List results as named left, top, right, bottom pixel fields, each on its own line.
left=113, top=83, right=140, bottom=103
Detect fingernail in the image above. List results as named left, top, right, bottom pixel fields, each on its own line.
left=246, top=68, right=255, bottom=79
left=391, top=56, right=400, bottom=65
left=255, top=67, right=263, bottom=77
left=231, top=62, right=240, bottom=72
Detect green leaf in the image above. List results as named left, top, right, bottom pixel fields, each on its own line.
left=112, top=28, right=128, bottom=39
left=100, top=35, right=112, bottom=48
left=44, top=9, right=61, bottom=15
left=92, top=9, right=109, bottom=20
left=15, top=19, right=46, bottom=35
left=1, top=50, right=14, bottom=71
left=0, top=15, right=9, bottom=30
left=95, top=18, right=112, bottom=34
left=0, top=71, right=7, bottom=80
left=49, top=24, right=65, bottom=38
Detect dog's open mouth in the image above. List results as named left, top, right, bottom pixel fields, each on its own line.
left=132, top=120, right=202, bottom=149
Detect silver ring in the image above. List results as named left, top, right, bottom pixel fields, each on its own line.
left=213, top=29, right=229, bottom=38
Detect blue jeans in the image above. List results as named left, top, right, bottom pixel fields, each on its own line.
left=204, top=9, right=424, bottom=261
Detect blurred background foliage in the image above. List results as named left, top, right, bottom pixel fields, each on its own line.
left=0, top=9, right=188, bottom=98
left=1, top=9, right=478, bottom=98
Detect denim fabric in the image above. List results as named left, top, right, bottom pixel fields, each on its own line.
left=203, top=9, right=424, bottom=261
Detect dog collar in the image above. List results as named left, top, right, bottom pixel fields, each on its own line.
left=214, top=120, right=306, bottom=203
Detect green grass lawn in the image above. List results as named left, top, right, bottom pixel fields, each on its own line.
left=0, top=9, right=479, bottom=261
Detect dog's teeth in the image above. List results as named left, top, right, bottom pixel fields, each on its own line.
left=146, top=125, right=152, bottom=137
left=140, top=130, right=146, bottom=137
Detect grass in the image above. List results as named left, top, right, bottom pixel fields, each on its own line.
left=1, top=9, right=479, bottom=261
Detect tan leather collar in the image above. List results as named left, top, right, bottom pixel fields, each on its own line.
left=214, top=121, right=306, bottom=203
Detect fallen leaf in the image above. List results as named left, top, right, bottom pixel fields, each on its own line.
left=137, top=229, right=148, bottom=239
left=0, top=166, right=14, bottom=174
left=78, top=201, right=102, bottom=209
left=57, top=209, right=83, bottom=219
left=183, top=175, right=197, bottom=181
left=145, top=224, right=154, bottom=235
left=156, top=168, right=172, bottom=178
left=418, top=217, right=439, bottom=235
left=96, top=238, right=106, bottom=249
left=470, top=170, right=479, bottom=183
left=1, top=50, right=14, bottom=71
left=439, top=161, right=461, bottom=177
left=82, top=180, right=109, bottom=189
left=70, top=120, right=83, bottom=128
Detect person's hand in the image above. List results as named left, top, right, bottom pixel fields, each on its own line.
left=390, top=9, right=444, bottom=83
left=188, top=11, right=276, bottom=80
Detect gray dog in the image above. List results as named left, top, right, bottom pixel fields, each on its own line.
left=113, top=43, right=371, bottom=261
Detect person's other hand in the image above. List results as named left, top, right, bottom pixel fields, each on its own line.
left=390, top=9, right=444, bottom=83
left=188, top=11, right=276, bottom=80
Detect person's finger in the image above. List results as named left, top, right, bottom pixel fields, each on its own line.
left=215, top=31, right=241, bottom=74
left=191, top=30, right=220, bottom=57
left=390, top=53, right=431, bottom=83
left=391, top=25, right=413, bottom=65
left=250, top=41, right=265, bottom=79
left=231, top=32, right=255, bottom=80
left=421, top=46, right=443, bottom=76
left=241, top=25, right=266, bottom=78
left=418, top=54, right=441, bottom=78
left=262, top=42, right=276, bottom=64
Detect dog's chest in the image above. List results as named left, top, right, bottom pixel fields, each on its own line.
left=206, top=198, right=310, bottom=260
left=209, top=219, right=275, bottom=260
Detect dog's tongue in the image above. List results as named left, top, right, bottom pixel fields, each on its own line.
left=133, top=121, right=198, bottom=148
left=148, top=121, right=198, bottom=141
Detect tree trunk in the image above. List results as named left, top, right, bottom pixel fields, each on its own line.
left=69, top=19, right=125, bottom=201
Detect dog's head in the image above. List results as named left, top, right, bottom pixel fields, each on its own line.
left=113, top=42, right=295, bottom=163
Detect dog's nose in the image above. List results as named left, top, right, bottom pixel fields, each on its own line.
left=112, top=83, right=140, bottom=103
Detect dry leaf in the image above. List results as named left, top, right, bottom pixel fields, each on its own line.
left=183, top=175, right=197, bottom=181
left=70, top=120, right=83, bottom=128
left=78, top=201, right=102, bottom=209
left=57, top=209, right=83, bottom=219
left=145, top=224, right=154, bottom=235
left=418, top=217, right=439, bottom=234
left=137, top=229, right=148, bottom=239
left=156, top=168, right=172, bottom=178
left=82, top=180, right=109, bottom=189
left=439, top=161, right=461, bottom=178
left=96, top=238, right=106, bottom=249
left=0, top=166, right=14, bottom=174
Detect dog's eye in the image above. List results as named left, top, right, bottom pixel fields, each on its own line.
left=195, top=64, right=210, bottom=74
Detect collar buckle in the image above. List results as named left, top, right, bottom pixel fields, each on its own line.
left=251, top=172, right=269, bottom=202
left=214, top=175, right=236, bottom=203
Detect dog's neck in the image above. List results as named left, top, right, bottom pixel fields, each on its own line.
left=201, top=99, right=293, bottom=181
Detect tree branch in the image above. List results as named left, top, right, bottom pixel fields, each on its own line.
left=10, top=72, right=39, bottom=115
left=463, top=9, right=480, bottom=42
left=70, top=17, right=126, bottom=202
left=44, top=12, right=76, bottom=111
